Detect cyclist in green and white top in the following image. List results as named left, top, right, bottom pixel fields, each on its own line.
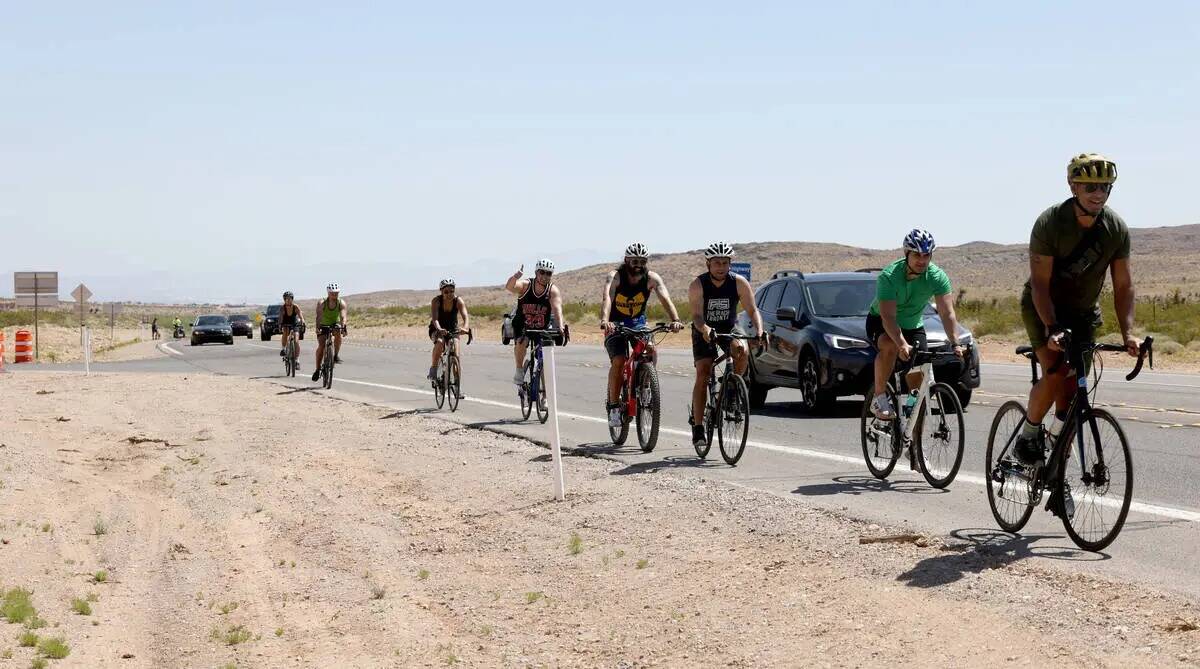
left=311, top=282, right=348, bottom=382
left=866, top=229, right=964, bottom=420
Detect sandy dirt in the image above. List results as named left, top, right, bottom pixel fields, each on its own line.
left=0, top=371, right=1197, bottom=668
left=1, top=326, right=166, bottom=366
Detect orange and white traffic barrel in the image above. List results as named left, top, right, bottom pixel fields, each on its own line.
left=0, top=331, right=6, bottom=369
left=14, top=330, right=33, bottom=363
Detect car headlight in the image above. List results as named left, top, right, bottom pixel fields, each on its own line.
left=824, top=333, right=870, bottom=350
left=958, top=333, right=973, bottom=345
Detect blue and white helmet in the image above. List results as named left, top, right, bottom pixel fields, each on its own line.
left=902, top=229, right=936, bottom=255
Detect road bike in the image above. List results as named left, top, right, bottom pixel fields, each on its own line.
left=281, top=325, right=302, bottom=377
left=432, top=328, right=472, bottom=412
left=690, top=332, right=758, bottom=465
left=861, top=347, right=968, bottom=488
left=317, top=324, right=346, bottom=390
left=986, top=332, right=1153, bottom=551
left=607, top=323, right=672, bottom=452
left=518, top=327, right=568, bottom=424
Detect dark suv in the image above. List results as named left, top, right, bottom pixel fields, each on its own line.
left=260, top=304, right=282, bottom=341
left=738, top=270, right=980, bottom=413
left=229, top=314, right=254, bottom=338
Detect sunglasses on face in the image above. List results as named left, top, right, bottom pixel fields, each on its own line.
left=536, top=270, right=553, bottom=277
left=1081, top=183, right=1113, bottom=194
left=627, top=259, right=647, bottom=267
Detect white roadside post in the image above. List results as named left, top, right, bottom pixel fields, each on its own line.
left=543, top=343, right=566, bottom=501
left=83, top=326, right=91, bottom=376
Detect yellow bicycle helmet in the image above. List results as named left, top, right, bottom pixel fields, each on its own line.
left=1068, top=153, right=1118, bottom=183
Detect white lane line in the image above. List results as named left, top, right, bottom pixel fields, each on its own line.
left=328, top=377, right=1200, bottom=523
left=980, top=364, right=1200, bottom=390
left=159, top=343, right=183, bottom=358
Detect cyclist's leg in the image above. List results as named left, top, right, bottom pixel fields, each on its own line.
left=513, top=337, right=528, bottom=384
left=604, top=333, right=630, bottom=404
left=902, top=327, right=928, bottom=390
left=691, top=328, right=717, bottom=429
left=314, top=331, right=326, bottom=367
left=280, top=326, right=291, bottom=356
left=730, top=339, right=749, bottom=376
left=333, top=329, right=343, bottom=360
left=867, top=314, right=897, bottom=397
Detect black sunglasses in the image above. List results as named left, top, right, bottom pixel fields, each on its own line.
left=1082, top=183, right=1113, bottom=194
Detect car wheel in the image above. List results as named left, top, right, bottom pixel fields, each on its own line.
left=748, top=370, right=770, bottom=410
left=954, top=385, right=972, bottom=408
left=800, top=352, right=835, bottom=414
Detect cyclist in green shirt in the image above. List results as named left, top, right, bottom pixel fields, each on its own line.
left=1012, top=153, right=1141, bottom=466
left=866, top=229, right=964, bottom=420
left=311, top=282, right=348, bottom=382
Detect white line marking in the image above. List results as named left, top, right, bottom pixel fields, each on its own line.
left=328, top=377, right=1200, bottom=523
left=159, top=343, right=183, bottom=358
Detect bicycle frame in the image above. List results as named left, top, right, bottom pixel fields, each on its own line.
left=614, top=324, right=668, bottom=419
left=893, top=359, right=935, bottom=443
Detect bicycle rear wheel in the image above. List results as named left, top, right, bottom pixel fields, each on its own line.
left=284, top=342, right=294, bottom=377
left=717, top=374, right=750, bottom=465
left=1059, top=409, right=1133, bottom=551
left=915, top=382, right=965, bottom=488
left=447, top=356, right=462, bottom=412
left=322, top=348, right=334, bottom=389
left=609, top=383, right=630, bottom=446
left=635, top=363, right=661, bottom=453
left=985, top=400, right=1036, bottom=533
left=860, top=385, right=901, bottom=479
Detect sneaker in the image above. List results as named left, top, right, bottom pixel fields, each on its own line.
left=334, top=355, right=342, bottom=364
left=1013, top=434, right=1045, bottom=466
left=427, top=367, right=437, bottom=380
left=607, top=404, right=623, bottom=428
left=513, top=369, right=525, bottom=386
left=279, top=349, right=286, bottom=357
left=691, top=424, right=706, bottom=447
left=311, top=370, right=320, bottom=382
left=870, top=394, right=895, bottom=420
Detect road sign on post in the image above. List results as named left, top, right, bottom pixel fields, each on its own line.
left=14, top=271, right=59, bottom=362
left=72, top=283, right=92, bottom=325
left=730, top=262, right=752, bottom=282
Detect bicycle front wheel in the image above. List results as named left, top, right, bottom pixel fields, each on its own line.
left=1059, top=409, right=1134, bottom=551
left=717, top=374, right=750, bottom=465
left=433, top=361, right=446, bottom=409
left=861, top=385, right=901, bottom=479
left=915, top=382, right=965, bottom=488
left=634, top=363, right=661, bottom=452
left=322, top=349, right=334, bottom=389
left=446, top=357, right=461, bottom=412
left=985, top=400, right=1036, bottom=533
left=535, top=364, right=549, bottom=424
left=519, top=362, right=533, bottom=421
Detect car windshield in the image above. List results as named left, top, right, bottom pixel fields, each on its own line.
left=196, top=316, right=228, bottom=326
left=804, top=281, right=876, bottom=317
left=266, top=305, right=281, bottom=315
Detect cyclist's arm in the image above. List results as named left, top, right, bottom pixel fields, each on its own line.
left=734, top=274, right=763, bottom=336
left=879, top=300, right=907, bottom=348
left=458, top=298, right=470, bottom=331
left=687, top=277, right=707, bottom=337
left=429, top=298, right=441, bottom=330
left=599, top=271, right=617, bottom=324
left=648, top=271, right=682, bottom=322
left=549, top=285, right=566, bottom=331
left=932, top=293, right=960, bottom=345
left=505, top=265, right=527, bottom=296
left=1111, top=257, right=1137, bottom=353
left=1029, top=252, right=1057, bottom=335
left=338, top=299, right=348, bottom=327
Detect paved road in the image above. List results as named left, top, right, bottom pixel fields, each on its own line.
left=15, top=336, right=1200, bottom=598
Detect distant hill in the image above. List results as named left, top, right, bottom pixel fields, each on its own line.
left=349, top=224, right=1200, bottom=308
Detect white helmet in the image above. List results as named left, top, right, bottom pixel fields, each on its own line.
left=704, top=241, right=735, bottom=259
left=624, top=242, right=649, bottom=258
left=326, top=282, right=340, bottom=292
left=439, top=278, right=455, bottom=288
left=535, top=258, right=555, bottom=272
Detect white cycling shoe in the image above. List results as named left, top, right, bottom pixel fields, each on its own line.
left=870, top=394, right=896, bottom=420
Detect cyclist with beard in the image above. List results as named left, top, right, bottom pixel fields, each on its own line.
left=505, top=259, right=569, bottom=386
left=687, top=241, right=765, bottom=448
left=599, top=242, right=684, bottom=427
left=1012, top=153, right=1141, bottom=467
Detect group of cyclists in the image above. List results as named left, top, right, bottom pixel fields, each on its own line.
left=415, top=153, right=1142, bottom=472
left=270, top=153, right=1140, bottom=482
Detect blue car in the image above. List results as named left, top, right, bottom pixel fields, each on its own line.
left=738, top=270, right=980, bottom=413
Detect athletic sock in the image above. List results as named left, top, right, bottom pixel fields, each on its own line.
left=1020, top=418, right=1041, bottom=440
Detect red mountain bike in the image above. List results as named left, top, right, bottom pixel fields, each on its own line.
left=608, top=323, right=672, bottom=452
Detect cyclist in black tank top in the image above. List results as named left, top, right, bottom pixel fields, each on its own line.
left=598, top=243, right=684, bottom=427
left=504, top=259, right=570, bottom=386
left=428, top=278, right=470, bottom=380
left=278, top=291, right=306, bottom=369
left=686, top=242, right=767, bottom=447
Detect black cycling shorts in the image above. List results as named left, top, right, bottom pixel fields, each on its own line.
left=691, top=326, right=736, bottom=363
left=865, top=313, right=927, bottom=352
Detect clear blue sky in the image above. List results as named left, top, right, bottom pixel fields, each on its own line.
left=3, top=2, right=1197, bottom=301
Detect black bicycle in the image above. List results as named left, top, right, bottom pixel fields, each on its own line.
left=986, top=331, right=1152, bottom=551
left=690, top=332, right=758, bottom=465
left=519, top=327, right=568, bottom=424
left=861, top=347, right=967, bottom=488
left=432, top=328, right=472, bottom=412
left=282, top=325, right=301, bottom=377
left=316, top=324, right=346, bottom=390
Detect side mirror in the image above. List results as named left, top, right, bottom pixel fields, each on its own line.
left=776, top=307, right=797, bottom=322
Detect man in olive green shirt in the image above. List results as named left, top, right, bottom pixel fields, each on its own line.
left=1013, top=153, right=1141, bottom=466
left=866, top=228, right=964, bottom=420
